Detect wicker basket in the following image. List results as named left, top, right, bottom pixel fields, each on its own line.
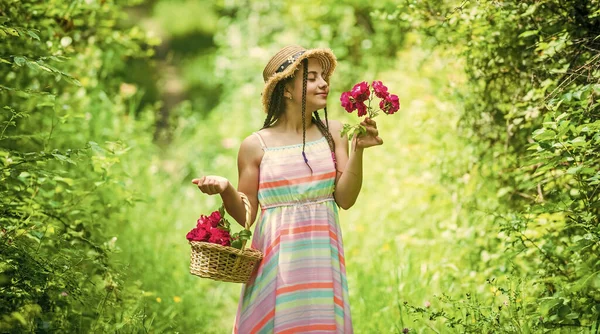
left=189, top=192, right=263, bottom=283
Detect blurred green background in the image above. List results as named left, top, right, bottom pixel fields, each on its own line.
left=1, top=0, right=599, bottom=333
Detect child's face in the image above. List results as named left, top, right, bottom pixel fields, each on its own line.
left=287, top=57, right=329, bottom=112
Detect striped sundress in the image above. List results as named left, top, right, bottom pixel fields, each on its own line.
left=233, top=133, right=353, bottom=333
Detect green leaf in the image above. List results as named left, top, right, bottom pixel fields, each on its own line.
left=54, top=176, right=74, bottom=186
left=557, top=304, right=571, bottom=318
left=26, top=60, right=40, bottom=71
left=340, top=123, right=352, bottom=138
left=570, top=136, right=586, bottom=147
left=52, top=153, right=76, bottom=165
left=580, top=168, right=596, bottom=175
left=231, top=239, right=243, bottom=249
left=37, top=64, right=53, bottom=73
left=540, top=298, right=561, bottom=315
left=532, top=128, right=556, bottom=140
left=522, top=3, right=539, bottom=16
left=567, top=166, right=582, bottom=175
left=10, top=312, right=27, bottom=326
left=88, top=141, right=103, bottom=153
left=30, top=230, right=45, bottom=240
left=13, top=56, right=26, bottom=66
left=238, top=229, right=251, bottom=240
left=63, top=76, right=82, bottom=87
left=27, top=30, right=40, bottom=41
left=518, top=30, right=538, bottom=38
left=550, top=63, right=569, bottom=74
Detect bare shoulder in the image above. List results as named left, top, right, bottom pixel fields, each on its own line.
left=238, top=133, right=264, bottom=165
left=324, top=119, right=347, bottom=144
left=325, top=119, right=344, bottom=131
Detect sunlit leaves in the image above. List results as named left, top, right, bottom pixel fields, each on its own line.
left=393, top=0, right=600, bottom=329
left=1, top=0, right=156, bottom=332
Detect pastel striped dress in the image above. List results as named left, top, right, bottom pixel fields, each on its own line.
left=233, top=133, right=353, bottom=333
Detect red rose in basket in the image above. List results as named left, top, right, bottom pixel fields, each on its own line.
left=187, top=195, right=262, bottom=283
left=186, top=206, right=251, bottom=249
left=340, top=80, right=400, bottom=139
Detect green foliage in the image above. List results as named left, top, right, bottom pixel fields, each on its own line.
left=0, top=0, right=157, bottom=331
left=406, top=276, right=540, bottom=333
left=396, top=0, right=600, bottom=331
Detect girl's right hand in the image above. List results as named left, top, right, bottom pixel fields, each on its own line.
left=191, top=176, right=230, bottom=195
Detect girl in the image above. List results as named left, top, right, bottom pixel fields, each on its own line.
left=192, top=45, right=382, bottom=333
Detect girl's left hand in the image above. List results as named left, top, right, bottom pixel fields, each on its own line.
left=355, top=117, right=383, bottom=149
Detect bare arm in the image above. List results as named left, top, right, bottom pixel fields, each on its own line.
left=235, top=134, right=262, bottom=226
left=329, top=118, right=382, bottom=210
left=192, top=134, right=263, bottom=227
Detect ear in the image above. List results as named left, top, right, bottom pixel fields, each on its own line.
left=283, top=78, right=295, bottom=100
left=283, top=89, right=293, bottom=99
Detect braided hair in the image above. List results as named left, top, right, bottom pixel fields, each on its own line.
left=262, top=80, right=287, bottom=129
left=312, top=108, right=337, bottom=170
left=299, top=59, right=312, bottom=173
left=261, top=58, right=337, bottom=173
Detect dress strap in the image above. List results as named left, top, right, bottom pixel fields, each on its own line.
left=252, top=132, right=267, bottom=150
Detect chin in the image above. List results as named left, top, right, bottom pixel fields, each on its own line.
left=310, top=102, right=327, bottom=111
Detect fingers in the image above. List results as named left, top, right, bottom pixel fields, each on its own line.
left=192, top=176, right=219, bottom=195
left=367, top=126, right=379, bottom=137
left=359, top=123, right=378, bottom=137
left=361, top=118, right=377, bottom=127
left=193, top=175, right=230, bottom=195
left=191, top=177, right=204, bottom=185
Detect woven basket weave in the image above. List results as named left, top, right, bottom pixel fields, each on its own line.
left=189, top=192, right=263, bottom=283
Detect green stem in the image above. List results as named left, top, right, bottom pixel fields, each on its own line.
left=0, top=113, right=16, bottom=140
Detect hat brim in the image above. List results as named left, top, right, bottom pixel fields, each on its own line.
left=261, top=48, right=337, bottom=113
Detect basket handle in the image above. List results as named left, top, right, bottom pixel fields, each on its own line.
left=238, top=192, right=252, bottom=251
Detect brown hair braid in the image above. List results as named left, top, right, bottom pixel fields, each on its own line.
left=262, top=80, right=287, bottom=129
left=312, top=109, right=337, bottom=170
left=300, top=59, right=313, bottom=173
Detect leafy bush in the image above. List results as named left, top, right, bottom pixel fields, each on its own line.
left=0, top=0, right=158, bottom=331
left=398, top=0, right=600, bottom=331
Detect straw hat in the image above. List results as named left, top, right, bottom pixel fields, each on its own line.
left=261, top=45, right=337, bottom=113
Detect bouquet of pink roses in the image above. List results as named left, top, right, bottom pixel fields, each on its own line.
left=186, top=206, right=250, bottom=249
left=340, top=81, right=400, bottom=139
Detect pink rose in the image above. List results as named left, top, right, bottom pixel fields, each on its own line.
left=208, top=211, right=221, bottom=228
left=340, top=91, right=356, bottom=113
left=380, top=94, right=400, bottom=114
left=379, top=99, right=388, bottom=113
left=186, top=227, right=210, bottom=241
left=208, top=228, right=231, bottom=246
left=350, top=82, right=370, bottom=103
left=356, top=102, right=368, bottom=117
left=386, top=94, right=400, bottom=114
left=196, top=215, right=209, bottom=227
left=196, top=216, right=212, bottom=231
left=372, top=81, right=389, bottom=99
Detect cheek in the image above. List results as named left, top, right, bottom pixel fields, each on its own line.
left=302, top=81, right=319, bottom=95
left=292, top=85, right=308, bottom=99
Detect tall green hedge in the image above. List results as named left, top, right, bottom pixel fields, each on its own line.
left=401, top=0, right=600, bottom=331
left=0, top=0, right=157, bottom=331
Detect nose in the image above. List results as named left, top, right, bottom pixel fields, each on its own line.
left=318, top=76, right=328, bottom=89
